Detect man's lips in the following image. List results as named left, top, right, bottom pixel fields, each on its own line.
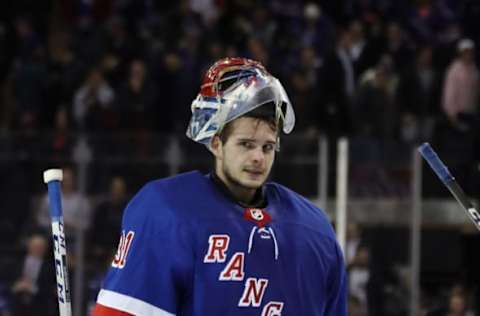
left=244, top=169, right=264, bottom=176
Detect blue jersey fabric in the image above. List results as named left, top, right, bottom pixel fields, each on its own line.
left=97, top=171, right=347, bottom=316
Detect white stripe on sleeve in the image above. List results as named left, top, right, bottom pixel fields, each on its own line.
left=97, top=289, right=176, bottom=316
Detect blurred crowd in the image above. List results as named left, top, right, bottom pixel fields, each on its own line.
left=1, top=0, right=480, bottom=143
left=1, top=0, right=480, bottom=315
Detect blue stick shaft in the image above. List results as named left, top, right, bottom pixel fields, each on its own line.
left=418, top=143, right=454, bottom=184
left=47, top=181, right=63, bottom=219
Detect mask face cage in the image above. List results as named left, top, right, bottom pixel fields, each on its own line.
left=186, top=59, right=295, bottom=148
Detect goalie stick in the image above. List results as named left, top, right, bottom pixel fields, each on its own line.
left=43, top=169, right=73, bottom=316
left=418, top=143, right=480, bottom=230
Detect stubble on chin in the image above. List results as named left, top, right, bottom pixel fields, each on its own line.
left=224, top=167, right=261, bottom=190
left=240, top=171, right=269, bottom=190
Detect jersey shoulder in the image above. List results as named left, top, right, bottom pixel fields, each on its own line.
left=123, top=171, right=211, bottom=224
left=266, top=182, right=336, bottom=238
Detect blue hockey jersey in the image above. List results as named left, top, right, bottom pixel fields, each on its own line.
left=94, top=171, right=347, bottom=316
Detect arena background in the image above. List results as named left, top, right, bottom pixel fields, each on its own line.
left=1, top=0, right=480, bottom=315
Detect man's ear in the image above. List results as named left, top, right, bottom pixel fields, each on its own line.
left=210, top=135, right=223, bottom=160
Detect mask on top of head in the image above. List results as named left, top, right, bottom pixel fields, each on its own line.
left=186, top=57, right=295, bottom=148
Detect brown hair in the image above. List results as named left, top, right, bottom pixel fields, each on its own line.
left=218, top=102, right=281, bottom=143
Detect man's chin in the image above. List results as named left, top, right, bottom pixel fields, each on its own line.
left=240, top=177, right=265, bottom=189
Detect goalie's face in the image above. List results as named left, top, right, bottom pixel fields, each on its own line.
left=212, top=117, right=277, bottom=202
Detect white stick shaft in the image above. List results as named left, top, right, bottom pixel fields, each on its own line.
left=51, top=219, right=72, bottom=316
left=336, top=138, right=349, bottom=254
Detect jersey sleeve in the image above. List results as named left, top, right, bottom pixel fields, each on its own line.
left=92, top=304, right=133, bottom=316
left=93, top=181, right=194, bottom=316
left=325, top=241, right=348, bottom=316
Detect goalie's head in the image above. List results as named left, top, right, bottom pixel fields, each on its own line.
left=186, top=57, right=295, bottom=148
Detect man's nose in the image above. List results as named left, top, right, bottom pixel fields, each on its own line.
left=250, top=147, right=265, bottom=164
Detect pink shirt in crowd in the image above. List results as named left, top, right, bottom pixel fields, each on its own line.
left=442, top=59, right=480, bottom=120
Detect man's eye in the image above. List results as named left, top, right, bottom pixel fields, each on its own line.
left=263, top=144, right=275, bottom=152
left=240, top=141, right=254, bottom=149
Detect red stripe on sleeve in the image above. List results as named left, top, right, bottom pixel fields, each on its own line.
left=91, top=303, right=134, bottom=316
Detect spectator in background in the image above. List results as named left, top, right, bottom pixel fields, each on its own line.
left=396, top=45, right=441, bottom=143
left=426, top=285, right=475, bottom=316
left=300, top=3, right=334, bottom=56
left=105, top=16, right=134, bottom=62
left=348, top=295, right=367, bottom=316
left=114, top=58, right=157, bottom=157
left=0, top=69, right=15, bottom=132
left=156, top=52, right=191, bottom=132
left=348, top=18, right=383, bottom=80
left=67, top=1, right=110, bottom=64
left=100, top=52, right=122, bottom=89
left=408, top=0, right=437, bottom=43
left=384, top=22, right=414, bottom=70
left=170, top=0, right=207, bottom=42
left=349, top=19, right=379, bottom=78
left=429, top=288, right=475, bottom=316
left=348, top=246, right=371, bottom=312
left=435, top=22, right=462, bottom=72
left=442, top=38, right=479, bottom=129
left=45, top=30, right=85, bottom=128
left=116, top=59, right=156, bottom=131
left=355, top=54, right=399, bottom=141
left=246, top=37, right=270, bottom=68
left=279, top=48, right=322, bottom=192
left=103, top=16, right=142, bottom=85
left=10, top=233, right=56, bottom=316
left=384, top=264, right=412, bottom=316
left=199, top=41, right=224, bottom=73
left=89, top=176, right=128, bottom=268
left=49, top=106, right=74, bottom=160
left=73, top=66, right=115, bottom=130
left=10, top=16, right=47, bottom=131
left=446, top=291, right=475, bottom=316
left=11, top=44, right=47, bottom=131
left=346, top=222, right=364, bottom=265
left=13, top=17, right=42, bottom=62
left=288, top=46, right=322, bottom=135
left=319, top=27, right=355, bottom=137
left=190, top=0, right=219, bottom=26
left=0, top=20, right=13, bottom=85
left=248, top=6, right=277, bottom=48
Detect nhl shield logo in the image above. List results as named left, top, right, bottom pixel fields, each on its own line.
left=244, top=208, right=272, bottom=228
left=250, top=209, right=264, bottom=221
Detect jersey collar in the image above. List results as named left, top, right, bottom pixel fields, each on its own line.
left=209, top=172, right=268, bottom=208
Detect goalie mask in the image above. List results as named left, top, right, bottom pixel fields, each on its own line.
left=186, top=57, right=295, bottom=147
